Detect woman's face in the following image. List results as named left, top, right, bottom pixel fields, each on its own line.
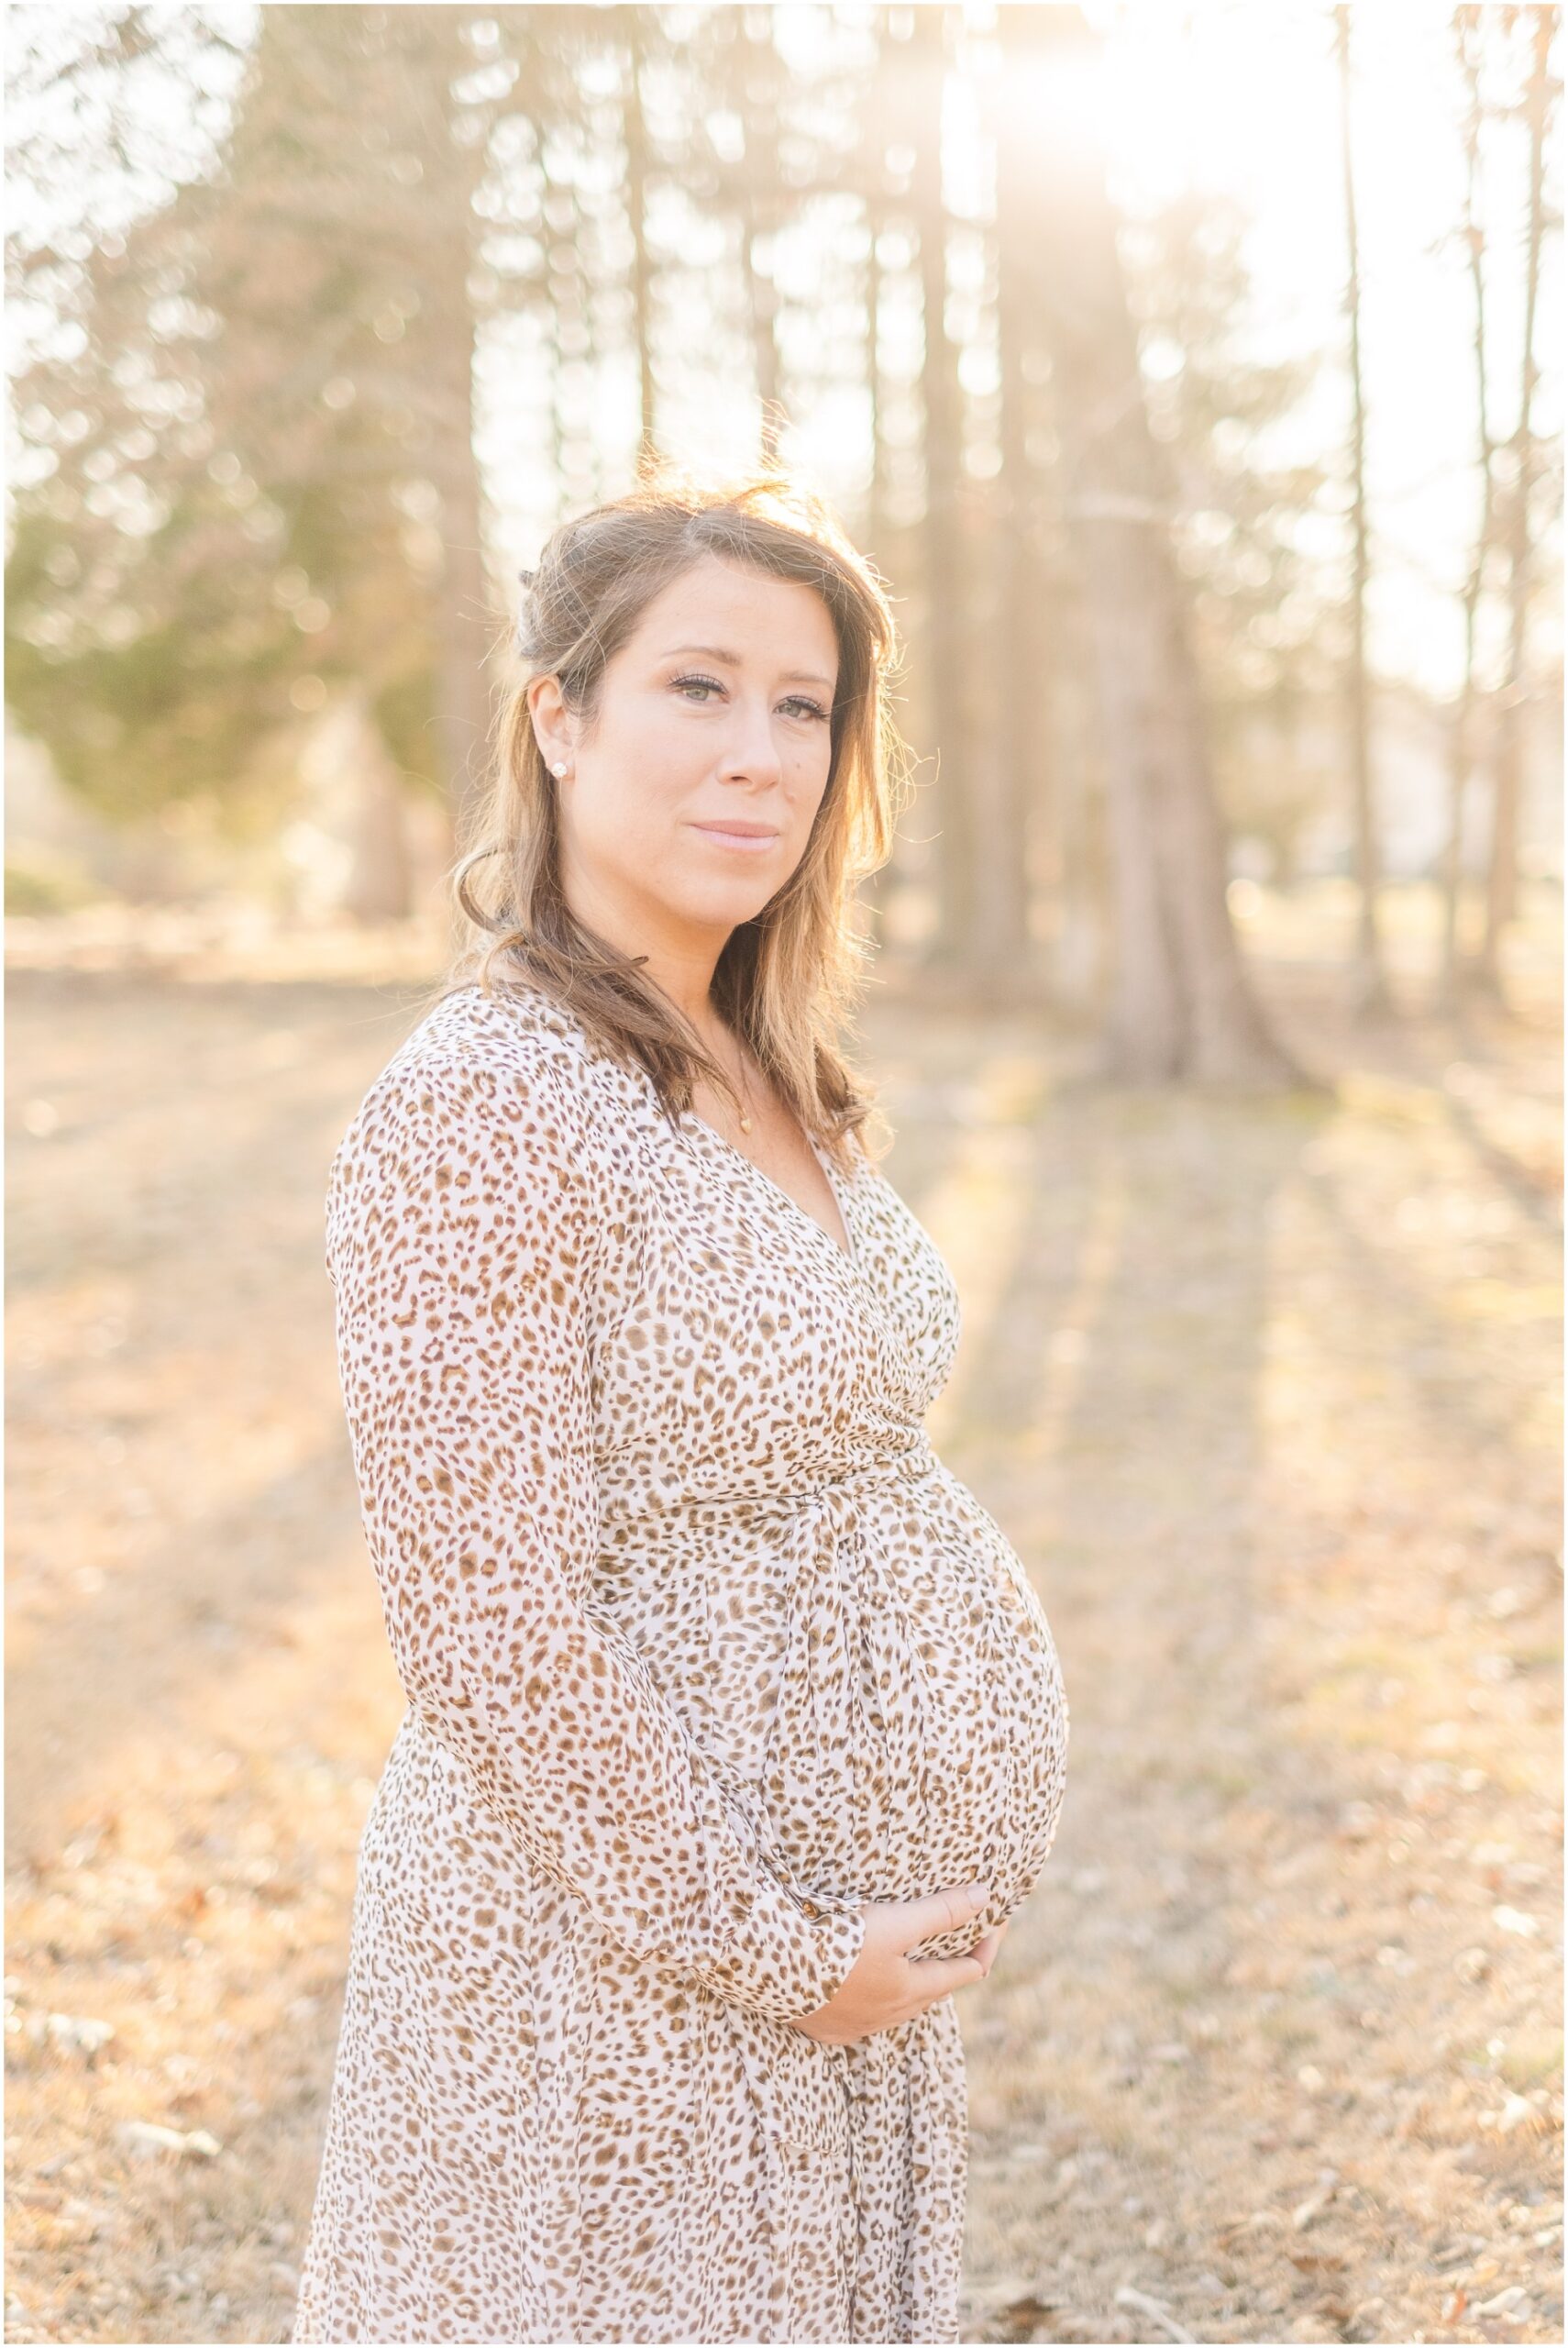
left=533, top=555, right=841, bottom=961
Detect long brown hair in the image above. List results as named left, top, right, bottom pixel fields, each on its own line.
left=437, top=461, right=913, bottom=1172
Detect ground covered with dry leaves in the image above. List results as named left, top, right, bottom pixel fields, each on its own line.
left=5, top=891, right=1562, bottom=2343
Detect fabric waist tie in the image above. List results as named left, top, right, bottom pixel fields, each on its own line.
left=596, top=1428, right=941, bottom=1525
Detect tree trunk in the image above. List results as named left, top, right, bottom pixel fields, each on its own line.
left=1480, top=5, right=1553, bottom=990
left=860, top=207, right=894, bottom=953
left=981, top=83, right=1042, bottom=995
left=733, top=14, right=785, bottom=461
left=423, top=17, right=497, bottom=867
left=1021, top=6, right=1300, bottom=1083
left=911, top=6, right=976, bottom=969
left=347, top=711, right=415, bottom=924
left=1441, top=5, right=1496, bottom=1012
left=745, top=205, right=783, bottom=461
left=624, top=10, right=658, bottom=472
left=1051, top=586, right=1107, bottom=1015
left=1335, top=5, right=1391, bottom=1015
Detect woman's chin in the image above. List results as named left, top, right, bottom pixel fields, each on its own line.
left=668, top=875, right=789, bottom=931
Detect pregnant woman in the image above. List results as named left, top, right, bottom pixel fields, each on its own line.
left=292, top=470, right=1069, bottom=2345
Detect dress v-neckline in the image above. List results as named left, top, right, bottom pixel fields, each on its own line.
left=680, top=1110, right=858, bottom=1269
left=470, top=978, right=860, bottom=1271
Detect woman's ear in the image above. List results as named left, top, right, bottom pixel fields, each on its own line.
left=526, top=676, right=573, bottom=775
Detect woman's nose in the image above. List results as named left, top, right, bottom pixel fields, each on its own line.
left=721, top=695, right=786, bottom=783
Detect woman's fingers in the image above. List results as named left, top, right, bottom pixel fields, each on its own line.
left=891, top=1881, right=993, bottom=1950
left=904, top=1919, right=1012, bottom=2011
left=903, top=1946, right=990, bottom=2003
left=907, top=1926, right=1003, bottom=1995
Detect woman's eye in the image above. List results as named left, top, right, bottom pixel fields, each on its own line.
left=671, top=674, right=829, bottom=722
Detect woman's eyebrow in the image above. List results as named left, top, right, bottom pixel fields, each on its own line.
left=657, top=642, right=835, bottom=691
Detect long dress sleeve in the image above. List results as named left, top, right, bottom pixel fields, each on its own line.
left=326, top=1036, right=867, bottom=2029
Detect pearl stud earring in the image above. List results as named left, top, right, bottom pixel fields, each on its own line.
left=551, top=762, right=568, bottom=778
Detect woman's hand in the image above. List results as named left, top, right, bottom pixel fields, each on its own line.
left=790, top=1880, right=1009, bottom=2045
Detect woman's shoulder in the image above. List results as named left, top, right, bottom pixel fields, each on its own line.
left=335, top=978, right=613, bottom=1177
left=324, top=981, right=630, bottom=1280
left=382, top=978, right=601, bottom=1101
left=403, top=974, right=591, bottom=1062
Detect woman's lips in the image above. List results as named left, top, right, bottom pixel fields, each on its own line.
left=689, top=823, right=780, bottom=853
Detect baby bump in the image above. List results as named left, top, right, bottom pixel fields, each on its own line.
left=593, top=1466, right=1069, bottom=1955
left=757, top=1468, right=1069, bottom=1950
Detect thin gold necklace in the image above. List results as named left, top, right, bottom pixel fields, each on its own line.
left=730, top=1043, right=757, bottom=1136
left=705, top=1022, right=758, bottom=1136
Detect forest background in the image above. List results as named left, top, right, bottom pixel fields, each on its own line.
left=4, top=6, right=1563, bottom=2344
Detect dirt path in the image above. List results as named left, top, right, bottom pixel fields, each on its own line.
left=5, top=927, right=1561, bottom=2344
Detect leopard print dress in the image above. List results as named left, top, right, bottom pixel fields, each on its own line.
left=291, top=977, right=1069, bottom=2345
